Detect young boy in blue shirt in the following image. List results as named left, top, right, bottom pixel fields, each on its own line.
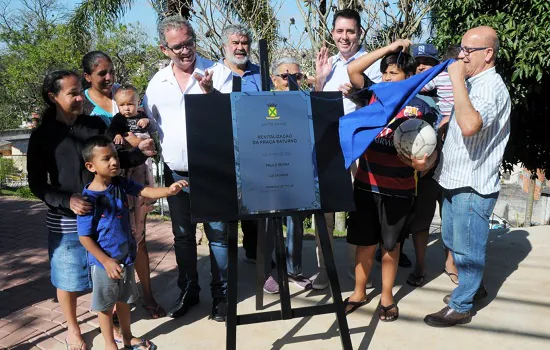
left=77, top=135, right=187, bottom=350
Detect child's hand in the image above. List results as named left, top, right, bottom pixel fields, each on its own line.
left=114, top=134, right=124, bottom=145
left=168, top=179, right=188, bottom=195
left=137, top=118, right=150, bottom=128
left=104, top=259, right=123, bottom=279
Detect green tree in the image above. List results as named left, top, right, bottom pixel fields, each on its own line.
left=69, top=0, right=279, bottom=61
left=94, top=23, right=165, bottom=95
left=0, top=0, right=166, bottom=129
left=0, top=22, right=83, bottom=124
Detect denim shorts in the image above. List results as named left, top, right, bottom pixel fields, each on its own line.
left=48, top=230, right=92, bottom=292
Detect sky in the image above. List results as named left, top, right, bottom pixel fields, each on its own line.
left=6, top=0, right=430, bottom=44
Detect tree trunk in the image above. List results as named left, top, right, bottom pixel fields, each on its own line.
left=335, top=211, right=346, bottom=232
left=525, top=175, right=536, bottom=226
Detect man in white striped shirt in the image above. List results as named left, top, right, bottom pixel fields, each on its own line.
left=424, top=26, right=511, bottom=327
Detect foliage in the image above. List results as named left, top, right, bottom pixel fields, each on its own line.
left=430, top=0, right=550, bottom=175
left=15, top=186, right=35, bottom=199
left=0, top=0, right=163, bottom=128
left=0, top=4, right=84, bottom=120
left=94, top=23, right=165, bottom=95
left=70, top=0, right=280, bottom=63
left=282, top=0, right=433, bottom=80
left=0, top=157, right=17, bottom=185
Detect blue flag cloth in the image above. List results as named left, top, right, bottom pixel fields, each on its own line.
left=339, top=59, right=454, bottom=169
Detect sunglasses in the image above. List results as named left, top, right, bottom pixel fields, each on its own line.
left=275, top=73, right=304, bottom=80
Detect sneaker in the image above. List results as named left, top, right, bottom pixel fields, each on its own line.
left=263, top=276, right=279, bottom=294
left=288, top=274, right=312, bottom=290
left=311, top=270, right=329, bottom=290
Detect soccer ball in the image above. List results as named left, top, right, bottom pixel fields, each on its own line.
left=393, top=119, right=437, bottom=159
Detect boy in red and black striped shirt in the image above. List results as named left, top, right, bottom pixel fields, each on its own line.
left=343, top=39, right=436, bottom=321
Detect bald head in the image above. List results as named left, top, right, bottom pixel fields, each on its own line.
left=463, top=26, right=499, bottom=59
left=457, top=26, right=500, bottom=77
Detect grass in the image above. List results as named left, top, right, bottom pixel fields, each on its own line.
left=0, top=186, right=39, bottom=200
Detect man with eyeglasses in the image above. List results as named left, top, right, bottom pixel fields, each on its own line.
left=424, top=26, right=511, bottom=327
left=143, top=15, right=234, bottom=322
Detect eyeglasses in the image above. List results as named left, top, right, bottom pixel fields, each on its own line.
left=275, top=73, right=304, bottom=80
left=165, top=40, right=196, bottom=54
left=459, top=46, right=489, bottom=56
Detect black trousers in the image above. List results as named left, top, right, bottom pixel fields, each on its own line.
left=241, top=219, right=259, bottom=258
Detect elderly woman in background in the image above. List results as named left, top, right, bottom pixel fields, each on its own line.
left=261, top=57, right=313, bottom=294
left=27, top=70, right=155, bottom=350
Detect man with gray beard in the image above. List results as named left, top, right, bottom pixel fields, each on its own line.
left=218, top=24, right=263, bottom=263
left=219, top=24, right=262, bottom=93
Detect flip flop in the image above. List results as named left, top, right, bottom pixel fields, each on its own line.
left=124, top=338, right=157, bottom=350
left=443, top=269, right=459, bottom=285
left=143, top=302, right=167, bottom=319
left=65, top=339, right=85, bottom=350
left=343, top=296, right=369, bottom=315
left=406, top=273, right=426, bottom=287
left=379, top=303, right=399, bottom=322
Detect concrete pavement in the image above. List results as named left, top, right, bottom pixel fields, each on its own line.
left=1, top=197, right=549, bottom=349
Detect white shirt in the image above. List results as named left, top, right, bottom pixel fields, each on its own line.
left=143, top=55, right=228, bottom=172
left=323, top=47, right=383, bottom=115
left=434, top=67, right=511, bottom=195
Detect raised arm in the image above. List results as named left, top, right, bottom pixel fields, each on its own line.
left=139, top=180, right=188, bottom=199
left=347, top=39, right=412, bottom=88
left=447, top=60, right=482, bottom=137
left=315, top=47, right=332, bottom=91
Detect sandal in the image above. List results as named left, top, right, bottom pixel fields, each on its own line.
left=143, top=302, right=167, bottom=319
left=406, top=273, right=426, bottom=287
left=343, top=296, right=369, bottom=315
left=113, top=325, right=123, bottom=344
left=65, top=339, right=85, bottom=350
left=124, top=338, right=157, bottom=350
left=443, top=269, right=459, bottom=285
left=379, top=303, right=399, bottom=322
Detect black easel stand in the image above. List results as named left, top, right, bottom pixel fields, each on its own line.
left=185, top=41, right=353, bottom=348
left=226, top=211, right=352, bottom=350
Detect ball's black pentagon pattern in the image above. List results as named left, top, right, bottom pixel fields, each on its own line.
left=393, top=119, right=437, bottom=159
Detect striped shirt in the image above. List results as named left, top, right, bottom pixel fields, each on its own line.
left=46, top=211, right=77, bottom=234
left=355, top=95, right=436, bottom=197
left=434, top=67, right=511, bottom=195
left=422, top=71, right=454, bottom=117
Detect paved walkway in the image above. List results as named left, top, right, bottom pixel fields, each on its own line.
left=1, top=197, right=549, bottom=349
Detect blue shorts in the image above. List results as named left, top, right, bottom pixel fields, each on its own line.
left=48, top=230, right=92, bottom=292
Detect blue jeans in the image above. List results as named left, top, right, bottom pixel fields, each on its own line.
left=264, top=215, right=305, bottom=277
left=441, top=187, right=498, bottom=313
left=165, top=167, right=235, bottom=299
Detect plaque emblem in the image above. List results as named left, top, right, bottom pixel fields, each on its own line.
left=266, top=103, right=280, bottom=120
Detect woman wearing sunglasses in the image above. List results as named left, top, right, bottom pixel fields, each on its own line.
left=270, top=57, right=305, bottom=91
left=260, top=57, right=312, bottom=294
